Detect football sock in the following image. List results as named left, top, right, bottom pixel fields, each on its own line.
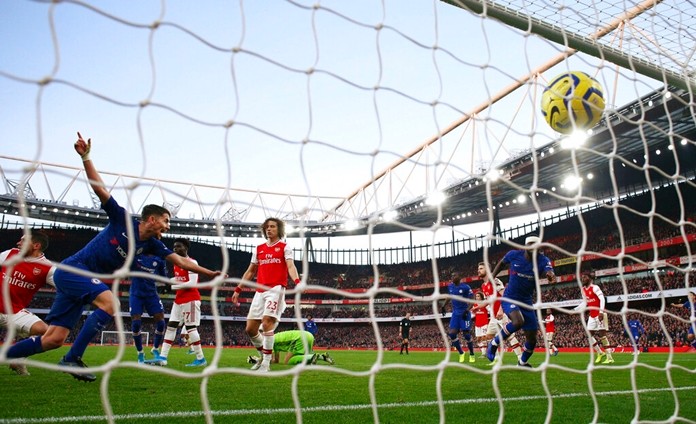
left=188, top=327, right=205, bottom=360
left=153, top=319, right=166, bottom=350
left=132, top=319, right=143, bottom=352
left=449, top=333, right=463, bottom=354
left=66, top=308, right=112, bottom=361
left=250, top=332, right=264, bottom=354
left=161, top=325, right=178, bottom=358
left=520, top=341, right=535, bottom=363
left=262, top=330, right=275, bottom=364
left=7, top=335, right=44, bottom=358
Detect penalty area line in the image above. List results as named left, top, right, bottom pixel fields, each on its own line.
left=1, top=386, right=694, bottom=423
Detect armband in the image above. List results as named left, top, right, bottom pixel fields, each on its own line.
left=234, top=286, right=242, bottom=294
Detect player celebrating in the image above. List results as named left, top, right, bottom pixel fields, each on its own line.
left=231, top=217, right=301, bottom=372
left=440, top=272, right=475, bottom=363
left=1, top=231, right=55, bottom=376
left=477, top=262, right=523, bottom=363
left=399, top=312, right=412, bottom=355
left=486, top=236, right=556, bottom=367
left=5, top=133, right=222, bottom=382
left=247, top=330, right=334, bottom=366
left=626, top=315, right=646, bottom=355
left=670, top=290, right=696, bottom=352
left=576, top=271, right=614, bottom=364
left=150, top=238, right=207, bottom=367
left=544, top=309, right=560, bottom=356
left=129, top=254, right=167, bottom=363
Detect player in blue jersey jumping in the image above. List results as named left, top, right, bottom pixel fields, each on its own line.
left=440, top=272, right=476, bottom=363
left=486, top=236, right=556, bottom=367
left=5, top=132, right=223, bottom=382
left=129, top=254, right=167, bottom=363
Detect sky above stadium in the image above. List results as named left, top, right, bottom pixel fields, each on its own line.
left=0, top=0, right=663, bottom=249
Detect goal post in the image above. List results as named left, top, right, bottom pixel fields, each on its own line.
left=100, top=331, right=149, bottom=347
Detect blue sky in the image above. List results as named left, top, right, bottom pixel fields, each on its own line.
left=0, top=0, right=662, bottom=250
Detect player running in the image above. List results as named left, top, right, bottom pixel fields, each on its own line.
left=576, top=271, right=614, bottom=364
left=544, top=309, right=560, bottom=356
left=486, top=236, right=556, bottom=367
left=670, top=290, right=696, bottom=352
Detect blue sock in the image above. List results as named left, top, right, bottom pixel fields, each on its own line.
left=154, top=319, right=165, bottom=350
left=450, top=334, right=463, bottom=354
left=7, top=336, right=44, bottom=358
left=520, top=341, right=535, bottom=363
left=65, top=308, right=112, bottom=361
left=132, top=319, right=143, bottom=352
left=464, top=334, right=474, bottom=355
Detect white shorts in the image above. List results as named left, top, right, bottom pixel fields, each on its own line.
left=0, top=309, right=43, bottom=338
left=587, top=314, right=608, bottom=331
left=486, top=315, right=508, bottom=336
left=546, top=332, right=555, bottom=342
left=169, top=300, right=202, bottom=327
left=247, top=285, right=286, bottom=321
left=475, top=325, right=487, bottom=338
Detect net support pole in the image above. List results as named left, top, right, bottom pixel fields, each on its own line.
left=442, top=0, right=695, bottom=92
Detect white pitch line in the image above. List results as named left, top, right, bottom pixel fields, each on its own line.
left=1, top=386, right=694, bottom=424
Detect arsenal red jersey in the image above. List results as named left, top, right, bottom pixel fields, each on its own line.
left=480, top=279, right=502, bottom=316
left=473, top=303, right=490, bottom=327
left=0, top=248, right=54, bottom=313
left=252, top=240, right=292, bottom=289
left=582, top=284, right=605, bottom=318
left=173, top=257, right=200, bottom=304
left=545, top=313, right=555, bottom=333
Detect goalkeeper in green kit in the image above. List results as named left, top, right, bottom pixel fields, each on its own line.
left=247, top=330, right=334, bottom=366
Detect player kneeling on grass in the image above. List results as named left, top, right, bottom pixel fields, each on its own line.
left=247, top=330, right=334, bottom=366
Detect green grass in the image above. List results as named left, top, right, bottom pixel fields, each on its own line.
left=1, top=347, right=695, bottom=424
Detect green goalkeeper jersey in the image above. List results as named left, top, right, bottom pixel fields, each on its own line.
left=273, top=330, right=315, bottom=355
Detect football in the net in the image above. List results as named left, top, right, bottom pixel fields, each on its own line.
left=540, top=71, right=605, bottom=134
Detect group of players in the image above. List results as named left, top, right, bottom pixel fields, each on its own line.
left=400, top=235, right=694, bottom=366
left=2, top=133, right=695, bottom=381
left=0, top=132, right=333, bottom=381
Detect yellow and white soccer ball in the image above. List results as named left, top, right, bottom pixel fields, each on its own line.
left=541, top=71, right=605, bottom=134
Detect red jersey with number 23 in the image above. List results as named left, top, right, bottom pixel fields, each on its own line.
left=173, top=257, right=200, bottom=304
left=252, top=240, right=292, bottom=290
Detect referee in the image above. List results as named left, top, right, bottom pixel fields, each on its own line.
left=399, top=313, right=412, bottom=355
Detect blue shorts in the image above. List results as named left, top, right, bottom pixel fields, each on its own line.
left=46, top=266, right=110, bottom=329
left=689, top=325, right=694, bottom=336
left=129, top=292, right=164, bottom=317
left=449, top=311, right=472, bottom=333
left=501, top=300, right=538, bottom=331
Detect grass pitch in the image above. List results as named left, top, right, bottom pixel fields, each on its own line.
left=1, top=346, right=694, bottom=424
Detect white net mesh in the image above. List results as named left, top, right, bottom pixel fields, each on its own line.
left=1, top=0, right=695, bottom=423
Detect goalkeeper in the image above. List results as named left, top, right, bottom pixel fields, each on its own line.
left=247, top=330, right=334, bottom=366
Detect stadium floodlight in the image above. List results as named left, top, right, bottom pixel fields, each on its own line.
left=560, top=131, right=589, bottom=150
left=485, top=169, right=501, bottom=182
left=343, top=220, right=359, bottom=231
left=381, top=210, right=398, bottom=222
left=563, top=175, right=583, bottom=191
left=426, top=191, right=446, bottom=206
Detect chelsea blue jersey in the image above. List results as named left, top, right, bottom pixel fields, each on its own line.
left=447, top=281, right=473, bottom=314
left=502, top=249, right=554, bottom=303
left=63, top=196, right=173, bottom=272
left=130, top=254, right=167, bottom=297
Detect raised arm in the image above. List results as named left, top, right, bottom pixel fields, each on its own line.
left=74, top=132, right=110, bottom=205
left=166, top=252, right=220, bottom=280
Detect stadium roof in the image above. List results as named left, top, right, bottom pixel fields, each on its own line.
left=2, top=86, right=694, bottom=238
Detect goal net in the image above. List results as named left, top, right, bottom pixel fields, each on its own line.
left=1, top=0, right=695, bottom=423
left=100, top=331, right=148, bottom=348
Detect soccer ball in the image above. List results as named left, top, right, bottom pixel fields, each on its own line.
left=540, top=71, right=605, bottom=134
